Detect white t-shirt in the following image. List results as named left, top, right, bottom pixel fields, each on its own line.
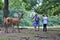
left=43, top=17, right=48, bottom=24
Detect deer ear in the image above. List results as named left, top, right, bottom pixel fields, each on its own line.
left=22, top=13, right=24, bottom=15
left=18, top=13, right=20, bottom=15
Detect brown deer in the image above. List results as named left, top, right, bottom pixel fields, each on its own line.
left=3, top=13, right=24, bottom=33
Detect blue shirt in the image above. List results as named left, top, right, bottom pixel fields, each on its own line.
left=32, top=15, right=40, bottom=26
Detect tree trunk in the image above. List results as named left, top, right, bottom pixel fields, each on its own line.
left=4, top=0, right=8, bottom=18
left=4, top=0, right=9, bottom=33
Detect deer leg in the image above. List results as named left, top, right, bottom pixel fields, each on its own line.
left=12, top=24, right=15, bottom=33
left=5, top=23, right=8, bottom=33
left=17, top=23, right=20, bottom=33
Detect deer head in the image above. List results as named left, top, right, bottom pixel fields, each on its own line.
left=18, top=13, right=24, bottom=20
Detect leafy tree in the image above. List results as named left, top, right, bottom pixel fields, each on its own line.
left=9, top=0, right=24, bottom=10
left=23, top=0, right=37, bottom=6
left=9, top=0, right=38, bottom=11
left=35, top=0, right=60, bottom=16
left=0, top=0, right=4, bottom=10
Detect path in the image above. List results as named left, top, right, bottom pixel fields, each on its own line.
left=0, top=27, right=60, bottom=40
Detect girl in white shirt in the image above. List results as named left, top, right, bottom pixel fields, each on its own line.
left=42, top=15, right=48, bottom=32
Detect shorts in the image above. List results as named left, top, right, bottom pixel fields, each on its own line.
left=32, top=21, right=40, bottom=27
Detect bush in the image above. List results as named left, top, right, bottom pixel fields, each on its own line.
left=0, top=10, right=60, bottom=27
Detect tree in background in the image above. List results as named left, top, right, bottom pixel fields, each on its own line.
left=4, top=0, right=8, bottom=18
left=35, top=0, right=60, bottom=16
left=0, top=0, right=4, bottom=10
left=9, top=0, right=38, bottom=11
left=23, top=0, right=37, bottom=10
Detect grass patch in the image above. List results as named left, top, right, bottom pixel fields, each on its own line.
left=0, top=37, right=8, bottom=40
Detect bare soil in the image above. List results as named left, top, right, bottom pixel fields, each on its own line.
left=0, top=27, right=60, bottom=40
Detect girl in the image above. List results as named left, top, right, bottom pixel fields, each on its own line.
left=42, top=15, right=48, bottom=32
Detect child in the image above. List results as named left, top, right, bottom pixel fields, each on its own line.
left=32, top=13, right=40, bottom=31
left=42, top=14, right=48, bottom=32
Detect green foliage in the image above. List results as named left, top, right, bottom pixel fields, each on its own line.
left=19, top=14, right=60, bottom=26
left=35, top=0, right=60, bottom=16
left=25, top=3, right=32, bottom=10
left=23, top=0, right=37, bottom=6
left=0, top=10, right=60, bottom=26
left=9, top=0, right=38, bottom=11
left=0, top=0, right=4, bottom=10
left=9, top=11, right=60, bottom=26
left=23, top=0, right=38, bottom=10
left=0, top=0, right=60, bottom=26
left=0, top=10, right=3, bottom=26
left=48, top=16, right=60, bottom=26
left=9, top=0, right=24, bottom=10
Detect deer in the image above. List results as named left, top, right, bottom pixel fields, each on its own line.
left=3, top=13, right=24, bottom=33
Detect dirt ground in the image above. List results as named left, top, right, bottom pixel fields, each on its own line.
left=0, top=27, right=60, bottom=40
